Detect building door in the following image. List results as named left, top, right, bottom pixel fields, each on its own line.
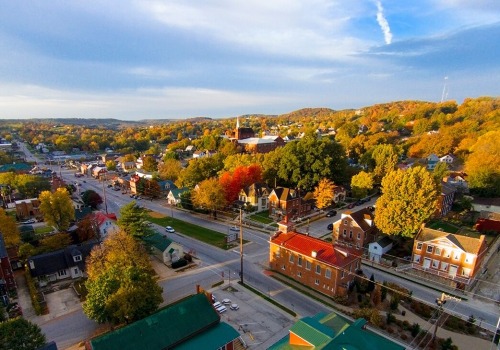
left=449, top=265, right=458, bottom=278
left=423, top=258, right=431, bottom=269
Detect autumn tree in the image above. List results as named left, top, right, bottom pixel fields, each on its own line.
left=0, top=208, right=19, bottom=246
left=432, top=161, right=449, bottom=185
left=374, top=166, right=438, bottom=238
left=76, top=215, right=99, bottom=243
left=191, top=178, right=227, bottom=219
left=105, top=160, right=117, bottom=171
left=177, top=154, right=225, bottom=188
left=351, top=171, right=374, bottom=198
left=118, top=201, right=154, bottom=239
left=158, top=158, right=183, bottom=182
left=83, top=230, right=163, bottom=325
left=371, top=144, right=399, bottom=183
left=219, top=164, right=262, bottom=203
left=0, top=317, right=46, bottom=350
left=465, top=130, right=500, bottom=197
left=39, top=188, right=75, bottom=231
left=38, top=233, right=72, bottom=253
left=14, top=174, right=51, bottom=199
left=142, top=156, right=158, bottom=172
left=81, top=190, right=103, bottom=209
left=313, top=178, right=335, bottom=209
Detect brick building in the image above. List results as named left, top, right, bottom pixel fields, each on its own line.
left=268, top=187, right=314, bottom=223
left=269, top=231, right=360, bottom=297
left=332, top=207, right=376, bottom=249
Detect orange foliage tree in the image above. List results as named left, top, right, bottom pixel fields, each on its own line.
left=219, top=164, right=262, bottom=203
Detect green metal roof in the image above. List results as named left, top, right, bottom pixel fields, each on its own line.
left=142, top=231, right=172, bottom=252
left=90, top=293, right=221, bottom=350
left=289, top=317, right=334, bottom=347
left=174, top=322, right=240, bottom=350
left=0, top=163, right=32, bottom=172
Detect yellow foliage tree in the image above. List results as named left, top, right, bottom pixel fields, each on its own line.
left=39, top=188, right=75, bottom=231
left=313, top=178, right=335, bottom=209
left=0, top=208, right=20, bottom=246
left=191, top=178, right=227, bottom=219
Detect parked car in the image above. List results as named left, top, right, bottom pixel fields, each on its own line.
left=327, top=223, right=333, bottom=230
left=347, top=203, right=355, bottom=209
left=325, top=210, right=337, bottom=217
left=165, top=226, right=175, bottom=233
left=230, top=303, right=239, bottom=311
left=222, top=298, right=232, bottom=305
left=21, top=218, right=36, bottom=224
left=229, top=226, right=239, bottom=231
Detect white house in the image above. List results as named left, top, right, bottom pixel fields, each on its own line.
left=439, top=154, right=455, bottom=164
left=368, top=236, right=393, bottom=263
left=426, top=154, right=439, bottom=170
left=144, top=232, right=184, bottom=265
left=94, top=212, right=120, bottom=240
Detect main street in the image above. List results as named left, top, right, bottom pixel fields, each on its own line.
left=20, top=144, right=500, bottom=346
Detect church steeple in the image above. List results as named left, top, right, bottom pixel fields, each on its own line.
left=236, top=116, right=240, bottom=129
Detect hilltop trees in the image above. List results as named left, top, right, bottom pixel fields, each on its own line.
left=83, top=231, right=163, bottom=325
left=39, top=188, right=75, bottom=231
left=375, top=166, right=438, bottom=238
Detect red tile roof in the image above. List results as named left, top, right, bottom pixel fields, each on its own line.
left=94, top=212, right=117, bottom=227
left=270, top=231, right=359, bottom=267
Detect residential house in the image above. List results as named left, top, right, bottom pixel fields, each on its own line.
left=426, top=154, right=439, bottom=170
left=436, top=183, right=456, bottom=217
left=93, top=212, right=119, bottom=240
left=267, top=312, right=405, bottom=350
left=443, top=172, right=469, bottom=193
left=28, top=241, right=98, bottom=286
left=157, top=179, right=177, bottom=198
left=411, top=225, right=487, bottom=288
left=129, top=174, right=141, bottom=194
left=15, top=198, right=41, bottom=220
left=439, top=154, right=455, bottom=164
left=143, top=232, right=184, bottom=265
left=101, top=152, right=121, bottom=163
left=269, top=231, right=360, bottom=297
left=0, top=234, right=15, bottom=305
left=193, top=149, right=217, bottom=158
left=332, top=207, right=376, bottom=249
left=88, top=293, right=242, bottom=350
left=167, top=187, right=190, bottom=206
left=268, top=187, right=314, bottom=223
left=91, top=166, right=107, bottom=180
left=368, top=236, right=394, bottom=264
left=332, top=185, right=347, bottom=204
left=238, top=182, right=271, bottom=212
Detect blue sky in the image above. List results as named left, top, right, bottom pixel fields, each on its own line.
left=0, top=0, right=498, bottom=120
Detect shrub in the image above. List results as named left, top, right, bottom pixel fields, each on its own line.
left=400, top=333, right=408, bottom=341
left=402, top=320, right=410, bottom=330
left=24, top=267, right=43, bottom=315
left=390, top=295, right=400, bottom=311
left=386, top=312, right=396, bottom=324
left=411, top=323, right=421, bottom=337
left=387, top=327, right=394, bottom=334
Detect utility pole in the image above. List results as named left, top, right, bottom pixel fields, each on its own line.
left=239, top=208, right=243, bottom=284
left=101, top=172, right=108, bottom=214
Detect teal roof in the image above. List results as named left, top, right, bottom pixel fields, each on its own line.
left=174, top=322, right=240, bottom=350
left=142, top=231, right=172, bottom=252
left=0, top=163, right=32, bottom=172
left=169, top=187, right=189, bottom=198
left=267, top=313, right=405, bottom=350
left=90, top=294, right=222, bottom=350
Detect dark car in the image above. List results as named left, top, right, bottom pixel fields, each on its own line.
left=327, top=223, right=333, bottom=230
left=325, top=210, right=337, bottom=217
left=347, top=203, right=355, bottom=209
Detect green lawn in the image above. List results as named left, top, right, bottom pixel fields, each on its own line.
left=148, top=215, right=232, bottom=250
left=34, top=226, right=55, bottom=235
left=248, top=211, right=274, bottom=224
left=427, top=220, right=460, bottom=233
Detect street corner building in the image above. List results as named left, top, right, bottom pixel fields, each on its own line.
left=269, top=231, right=361, bottom=297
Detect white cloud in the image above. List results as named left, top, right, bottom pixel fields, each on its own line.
left=375, top=1, right=392, bottom=44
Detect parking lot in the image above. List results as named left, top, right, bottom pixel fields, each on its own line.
left=209, top=283, right=295, bottom=348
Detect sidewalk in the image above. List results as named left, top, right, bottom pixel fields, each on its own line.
left=269, top=270, right=491, bottom=349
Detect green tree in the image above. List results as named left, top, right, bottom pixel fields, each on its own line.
left=313, top=178, right=335, bottom=209
left=177, top=154, right=224, bottom=188
left=0, top=317, right=46, bottom=350
left=39, top=188, right=75, bottom=231
left=465, top=130, right=500, bottom=197
left=351, top=171, right=374, bottom=198
left=83, top=231, right=163, bottom=325
left=375, top=166, right=438, bottom=237
left=158, top=159, right=183, bottom=182
left=105, top=160, right=117, bottom=171
left=39, top=233, right=72, bottom=252
left=118, top=201, right=154, bottom=239
left=142, top=156, right=158, bottom=172
left=15, top=175, right=51, bottom=199
left=371, top=144, right=399, bottom=183
left=0, top=208, right=20, bottom=246
left=81, top=190, right=103, bottom=209
left=191, top=178, right=227, bottom=219
left=432, top=161, right=449, bottom=185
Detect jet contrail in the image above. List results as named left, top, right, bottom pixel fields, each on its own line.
left=376, top=1, right=393, bottom=45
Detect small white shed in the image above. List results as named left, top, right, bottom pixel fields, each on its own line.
left=368, top=236, right=393, bottom=263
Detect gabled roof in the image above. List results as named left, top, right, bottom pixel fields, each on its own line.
left=289, top=316, right=334, bottom=347
left=416, top=226, right=485, bottom=255
left=341, top=208, right=374, bottom=232
left=89, top=293, right=226, bottom=350
left=270, top=187, right=298, bottom=201
left=169, top=187, right=189, bottom=198
left=93, top=212, right=117, bottom=227
left=270, top=232, right=358, bottom=267
left=142, top=232, right=173, bottom=252
left=29, top=241, right=97, bottom=277
left=241, top=182, right=270, bottom=197
left=75, top=206, right=93, bottom=221
left=375, top=236, right=393, bottom=248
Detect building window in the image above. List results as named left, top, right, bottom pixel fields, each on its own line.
left=441, top=262, right=448, bottom=271
left=344, top=220, right=348, bottom=225
left=414, top=255, right=421, bottom=263
left=58, top=270, right=67, bottom=277
left=289, top=254, right=294, bottom=263
left=435, top=247, right=441, bottom=256
left=315, top=279, right=320, bottom=285
left=444, top=249, right=450, bottom=258
left=297, top=271, right=302, bottom=278
left=306, top=261, right=311, bottom=270
left=315, top=265, right=321, bottom=275
left=325, top=269, right=331, bottom=279
left=343, top=229, right=346, bottom=237
left=462, top=268, right=471, bottom=277
left=74, top=268, right=79, bottom=274
left=349, top=231, right=353, bottom=239
left=453, top=251, right=460, bottom=260
left=416, top=242, right=422, bottom=250
left=432, top=260, right=440, bottom=269
left=297, top=255, right=302, bottom=266
left=465, top=254, right=473, bottom=264
left=357, top=232, right=361, bottom=240
left=281, top=265, right=286, bottom=270
left=426, top=245, right=433, bottom=253
left=74, top=255, right=82, bottom=262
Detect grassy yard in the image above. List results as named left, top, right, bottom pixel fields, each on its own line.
left=427, top=220, right=460, bottom=233
left=148, top=212, right=234, bottom=250
left=248, top=211, right=274, bottom=224
left=34, top=226, right=55, bottom=236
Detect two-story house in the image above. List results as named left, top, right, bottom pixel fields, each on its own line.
left=443, top=172, right=469, bottom=193
left=411, top=225, right=487, bottom=289
left=15, top=198, right=41, bottom=220
left=238, top=182, right=271, bottom=212
left=332, top=208, right=376, bottom=249
left=268, top=187, right=314, bottom=223
left=93, top=212, right=119, bottom=240
left=332, top=185, right=347, bottom=204
left=426, top=154, right=439, bottom=170
left=28, top=241, right=97, bottom=286
left=269, top=231, right=360, bottom=297
left=436, top=183, right=456, bottom=217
